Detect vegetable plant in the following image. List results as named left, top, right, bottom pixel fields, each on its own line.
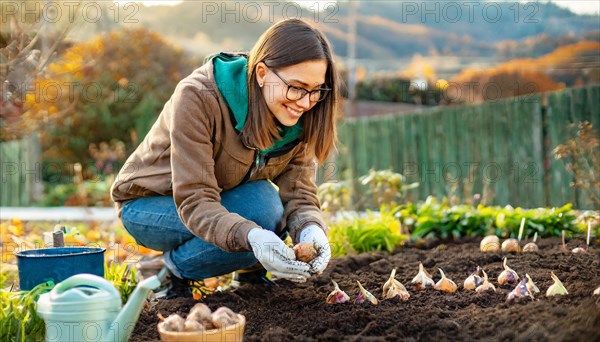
left=398, top=197, right=578, bottom=240
left=318, top=181, right=352, bottom=213
left=104, top=261, right=138, bottom=304
left=409, top=197, right=493, bottom=239
left=328, top=207, right=408, bottom=257
left=0, top=275, right=55, bottom=342
left=359, top=169, right=419, bottom=209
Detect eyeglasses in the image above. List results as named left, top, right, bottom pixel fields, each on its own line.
left=265, top=64, right=331, bottom=102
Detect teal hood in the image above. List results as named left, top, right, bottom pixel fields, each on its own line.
left=212, top=53, right=302, bottom=155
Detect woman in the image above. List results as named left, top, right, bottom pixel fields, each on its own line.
left=111, top=19, right=339, bottom=298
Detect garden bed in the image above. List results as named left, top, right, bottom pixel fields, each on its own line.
left=132, top=237, right=600, bottom=341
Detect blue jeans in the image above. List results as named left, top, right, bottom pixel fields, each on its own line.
left=120, top=180, right=284, bottom=280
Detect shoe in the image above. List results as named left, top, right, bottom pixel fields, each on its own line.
left=154, top=275, right=215, bottom=300
left=231, top=265, right=276, bottom=288
left=164, top=273, right=193, bottom=299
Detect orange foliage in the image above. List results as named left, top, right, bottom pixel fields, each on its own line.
left=447, top=41, right=600, bottom=104
left=25, top=28, right=192, bottom=163
left=450, top=68, right=563, bottom=104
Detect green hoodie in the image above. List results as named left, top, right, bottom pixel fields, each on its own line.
left=212, top=53, right=303, bottom=155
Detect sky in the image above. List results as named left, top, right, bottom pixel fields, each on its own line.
left=120, top=0, right=599, bottom=15
left=539, top=1, right=599, bottom=15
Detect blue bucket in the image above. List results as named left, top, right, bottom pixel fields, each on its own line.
left=16, top=247, right=105, bottom=290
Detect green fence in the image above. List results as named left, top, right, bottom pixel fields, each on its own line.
left=327, top=85, right=600, bottom=210
left=0, top=134, right=42, bottom=206
left=1, top=87, right=598, bottom=209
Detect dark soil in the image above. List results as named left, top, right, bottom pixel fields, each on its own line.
left=131, top=237, right=600, bottom=341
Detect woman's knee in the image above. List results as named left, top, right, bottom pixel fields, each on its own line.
left=221, top=180, right=283, bottom=231
left=120, top=197, right=194, bottom=251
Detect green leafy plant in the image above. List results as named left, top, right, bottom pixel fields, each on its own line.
left=399, top=197, right=578, bottom=240
left=359, top=169, right=419, bottom=209
left=328, top=206, right=408, bottom=257
left=318, top=181, right=352, bottom=213
left=104, top=261, right=138, bottom=304
left=0, top=278, right=55, bottom=342
left=494, top=204, right=578, bottom=238
left=40, top=178, right=114, bottom=207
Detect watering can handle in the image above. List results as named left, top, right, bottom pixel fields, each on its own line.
left=53, top=274, right=121, bottom=298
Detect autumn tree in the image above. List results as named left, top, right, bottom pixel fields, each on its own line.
left=1, top=0, right=78, bottom=141
left=30, top=27, right=194, bottom=165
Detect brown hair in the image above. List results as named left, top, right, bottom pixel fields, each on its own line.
left=246, top=19, right=339, bottom=164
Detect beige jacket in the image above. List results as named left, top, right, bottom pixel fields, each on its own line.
left=110, top=60, right=326, bottom=252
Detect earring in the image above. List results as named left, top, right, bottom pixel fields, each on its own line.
left=259, top=82, right=263, bottom=87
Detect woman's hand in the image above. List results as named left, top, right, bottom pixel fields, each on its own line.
left=299, top=225, right=331, bottom=275
left=247, top=228, right=311, bottom=282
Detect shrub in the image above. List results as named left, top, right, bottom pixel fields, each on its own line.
left=553, top=121, right=600, bottom=208
left=359, top=169, right=419, bottom=209
left=401, top=197, right=578, bottom=240
left=28, top=28, right=194, bottom=167
left=0, top=3, right=74, bottom=141
left=328, top=206, right=409, bottom=257
left=318, top=181, right=352, bottom=213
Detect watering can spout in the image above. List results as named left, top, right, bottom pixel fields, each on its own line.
left=112, top=268, right=166, bottom=342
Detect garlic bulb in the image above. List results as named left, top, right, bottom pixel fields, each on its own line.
left=498, top=257, right=519, bottom=286
left=434, top=268, right=458, bottom=293
left=546, top=272, right=568, bottom=297
left=501, top=238, right=521, bottom=253
left=507, top=275, right=535, bottom=301
left=475, top=269, right=496, bottom=293
left=187, top=303, right=212, bottom=323
left=382, top=268, right=410, bottom=301
left=326, top=280, right=350, bottom=304
left=523, top=232, right=539, bottom=253
left=159, top=313, right=185, bottom=332
left=525, top=273, right=540, bottom=293
left=184, top=319, right=205, bottom=332
left=463, top=266, right=483, bottom=291
left=411, top=263, right=434, bottom=290
left=522, top=242, right=539, bottom=253
left=211, top=307, right=238, bottom=328
left=480, top=235, right=500, bottom=252
left=594, top=286, right=600, bottom=296
left=572, top=246, right=588, bottom=254
left=355, top=280, right=378, bottom=305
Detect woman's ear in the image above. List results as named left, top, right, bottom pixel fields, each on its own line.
left=255, top=62, right=268, bottom=87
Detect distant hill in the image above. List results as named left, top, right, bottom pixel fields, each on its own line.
left=496, top=30, right=600, bottom=59
left=343, top=1, right=598, bottom=43
left=117, top=0, right=599, bottom=66
left=449, top=41, right=600, bottom=103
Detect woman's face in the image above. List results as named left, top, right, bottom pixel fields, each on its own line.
left=256, top=59, right=328, bottom=127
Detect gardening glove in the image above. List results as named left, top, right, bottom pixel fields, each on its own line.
left=247, top=228, right=311, bottom=283
left=299, top=224, right=331, bottom=275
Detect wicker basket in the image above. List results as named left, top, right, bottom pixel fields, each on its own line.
left=158, top=314, right=245, bottom=342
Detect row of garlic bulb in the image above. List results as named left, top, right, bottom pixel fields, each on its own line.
left=326, top=259, right=596, bottom=304
left=480, top=235, right=588, bottom=254
left=480, top=235, right=536, bottom=253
